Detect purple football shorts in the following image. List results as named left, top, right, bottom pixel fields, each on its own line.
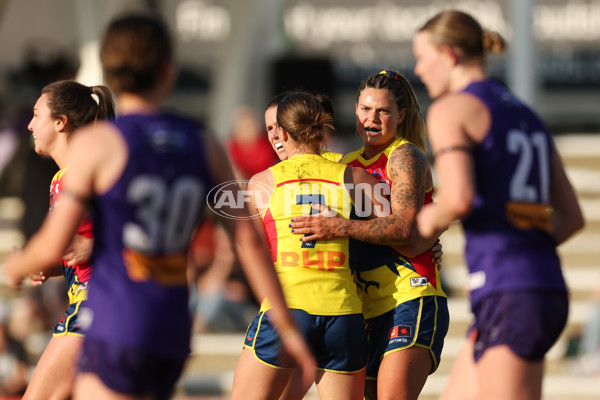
left=78, top=338, right=187, bottom=400
left=470, top=290, right=568, bottom=362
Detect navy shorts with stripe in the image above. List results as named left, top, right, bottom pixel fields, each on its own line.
left=470, top=290, right=568, bottom=362
left=244, top=309, right=367, bottom=373
left=365, top=295, right=449, bottom=379
left=53, top=300, right=87, bottom=336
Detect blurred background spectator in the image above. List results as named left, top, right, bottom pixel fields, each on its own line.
left=568, top=282, right=600, bottom=376
left=188, top=218, right=260, bottom=334
left=0, top=302, right=27, bottom=397
left=226, top=105, right=279, bottom=181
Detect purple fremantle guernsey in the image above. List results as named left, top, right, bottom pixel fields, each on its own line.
left=86, top=112, right=212, bottom=359
left=460, top=79, right=567, bottom=307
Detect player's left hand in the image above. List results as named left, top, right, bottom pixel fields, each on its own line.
left=430, top=240, right=443, bottom=268
left=63, top=234, right=93, bottom=266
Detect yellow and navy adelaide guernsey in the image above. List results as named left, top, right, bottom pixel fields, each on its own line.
left=341, top=136, right=446, bottom=319
left=260, top=153, right=362, bottom=315
left=50, top=169, right=93, bottom=307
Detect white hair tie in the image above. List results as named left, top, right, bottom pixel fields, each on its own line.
left=91, top=93, right=100, bottom=105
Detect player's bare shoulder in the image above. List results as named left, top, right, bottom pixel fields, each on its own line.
left=70, top=120, right=123, bottom=154
left=389, top=141, right=429, bottom=182
left=68, top=120, right=128, bottom=194
left=249, top=169, right=274, bottom=203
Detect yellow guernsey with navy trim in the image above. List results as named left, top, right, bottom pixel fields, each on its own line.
left=342, top=137, right=446, bottom=319
left=260, top=153, right=362, bottom=315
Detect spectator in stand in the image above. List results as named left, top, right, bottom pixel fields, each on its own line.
left=227, top=105, right=280, bottom=180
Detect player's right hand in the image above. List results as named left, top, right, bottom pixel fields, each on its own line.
left=29, top=271, right=47, bottom=286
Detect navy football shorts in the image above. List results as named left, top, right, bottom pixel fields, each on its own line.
left=365, top=295, right=449, bottom=379
left=244, top=309, right=367, bottom=373
left=53, top=300, right=87, bottom=337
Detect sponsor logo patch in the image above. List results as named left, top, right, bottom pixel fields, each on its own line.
left=388, top=325, right=411, bottom=339
left=410, top=277, right=428, bottom=287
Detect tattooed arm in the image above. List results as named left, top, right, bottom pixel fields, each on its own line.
left=348, top=143, right=426, bottom=244
left=290, top=143, right=445, bottom=252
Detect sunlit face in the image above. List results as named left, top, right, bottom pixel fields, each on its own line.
left=27, top=93, right=60, bottom=155
left=265, top=105, right=288, bottom=160
left=356, top=88, right=404, bottom=153
left=413, top=31, right=451, bottom=99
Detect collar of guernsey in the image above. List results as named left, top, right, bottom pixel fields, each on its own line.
left=341, top=136, right=434, bottom=198
left=259, top=153, right=362, bottom=315
left=341, top=136, right=409, bottom=170
left=50, top=167, right=68, bottom=190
